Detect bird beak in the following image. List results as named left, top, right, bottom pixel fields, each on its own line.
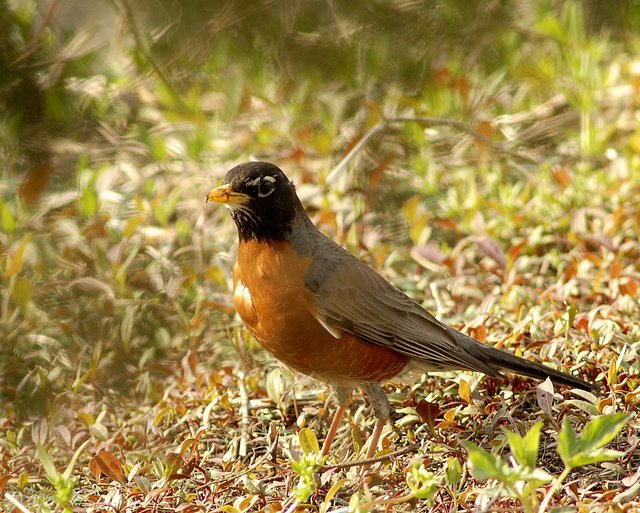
left=206, top=184, right=251, bottom=205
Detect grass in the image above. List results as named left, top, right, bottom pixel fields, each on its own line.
left=1, top=1, right=639, bottom=512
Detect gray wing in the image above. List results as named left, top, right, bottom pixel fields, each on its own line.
left=305, top=242, right=500, bottom=376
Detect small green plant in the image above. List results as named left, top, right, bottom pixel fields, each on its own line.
left=405, top=461, right=441, bottom=503
left=288, top=431, right=442, bottom=512
left=286, top=428, right=326, bottom=513
left=36, top=441, right=89, bottom=513
left=466, top=413, right=629, bottom=513
left=355, top=461, right=443, bottom=510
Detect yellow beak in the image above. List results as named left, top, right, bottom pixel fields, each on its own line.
left=205, top=184, right=251, bottom=205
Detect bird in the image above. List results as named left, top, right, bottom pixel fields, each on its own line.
left=206, top=161, right=597, bottom=459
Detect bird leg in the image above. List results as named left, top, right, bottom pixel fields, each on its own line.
left=321, top=385, right=352, bottom=456
left=361, top=383, right=390, bottom=460
left=364, top=417, right=386, bottom=461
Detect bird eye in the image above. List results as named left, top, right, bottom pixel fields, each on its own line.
left=257, top=177, right=276, bottom=197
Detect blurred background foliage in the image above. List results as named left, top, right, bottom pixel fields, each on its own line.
left=1, top=0, right=639, bottom=418
left=2, top=1, right=640, bottom=510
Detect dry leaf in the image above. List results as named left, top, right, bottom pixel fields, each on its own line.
left=0, top=475, right=10, bottom=497
left=19, top=161, right=52, bottom=205
left=552, top=167, right=571, bottom=188
left=459, top=379, right=472, bottom=405
left=472, top=236, right=506, bottom=269
left=536, top=378, right=554, bottom=417
left=89, top=450, right=125, bottom=484
left=415, top=400, right=440, bottom=430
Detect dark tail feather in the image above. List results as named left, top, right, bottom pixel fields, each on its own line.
left=456, top=332, right=597, bottom=392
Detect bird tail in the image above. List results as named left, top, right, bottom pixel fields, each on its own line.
left=455, top=332, right=597, bottom=392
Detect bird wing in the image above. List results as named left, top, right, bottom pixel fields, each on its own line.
left=305, top=244, right=500, bottom=376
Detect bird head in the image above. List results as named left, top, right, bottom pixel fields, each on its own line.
left=207, top=161, right=302, bottom=241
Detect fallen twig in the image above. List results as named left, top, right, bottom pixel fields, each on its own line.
left=323, top=442, right=421, bottom=470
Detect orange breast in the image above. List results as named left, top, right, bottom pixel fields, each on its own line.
left=233, top=240, right=408, bottom=384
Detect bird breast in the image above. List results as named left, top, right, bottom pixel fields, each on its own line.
left=232, top=239, right=408, bottom=383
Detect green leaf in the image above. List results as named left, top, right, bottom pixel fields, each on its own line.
left=557, top=417, right=581, bottom=466
left=406, top=461, right=440, bottom=500
left=506, top=465, right=553, bottom=484
left=564, top=448, right=625, bottom=468
left=11, top=276, right=33, bottom=311
left=298, top=428, right=320, bottom=454
left=580, top=413, right=629, bottom=452
left=465, top=441, right=552, bottom=486
left=445, top=457, right=463, bottom=488
left=558, top=414, right=630, bottom=469
left=348, top=493, right=370, bottom=513
left=465, top=442, right=510, bottom=481
left=3, top=233, right=32, bottom=278
left=291, top=453, right=321, bottom=502
left=0, top=201, right=16, bottom=234
left=564, top=399, right=599, bottom=417
left=63, top=440, right=90, bottom=480
left=534, top=13, right=567, bottom=43
left=503, top=422, right=543, bottom=469
left=79, top=186, right=98, bottom=217
left=37, top=444, right=59, bottom=484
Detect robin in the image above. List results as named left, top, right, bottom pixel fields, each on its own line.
left=206, top=161, right=596, bottom=459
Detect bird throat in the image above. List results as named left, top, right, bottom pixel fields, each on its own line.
left=230, top=207, right=292, bottom=243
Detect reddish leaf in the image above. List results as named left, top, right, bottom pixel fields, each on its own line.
left=469, top=324, right=487, bottom=342
left=187, top=350, right=197, bottom=375
left=432, top=67, right=452, bottom=86
left=19, top=161, right=52, bottom=205
left=552, top=167, right=571, bottom=188
left=474, top=121, right=495, bottom=150
left=583, top=251, right=602, bottom=266
left=437, top=219, right=461, bottom=234
left=575, top=316, right=590, bottom=332
left=416, top=400, right=440, bottom=430
left=0, top=474, right=9, bottom=496
left=369, top=156, right=393, bottom=189
left=453, top=76, right=471, bottom=100
left=293, top=124, right=314, bottom=141
left=435, top=421, right=464, bottom=431
left=83, top=221, right=108, bottom=239
left=506, top=242, right=526, bottom=272
left=563, top=259, right=578, bottom=280
left=506, top=242, right=525, bottom=261
left=90, top=450, right=125, bottom=484
left=610, top=258, right=621, bottom=278
left=620, top=278, right=639, bottom=297
left=88, top=457, right=102, bottom=482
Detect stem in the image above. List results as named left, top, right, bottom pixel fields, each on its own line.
left=362, top=492, right=415, bottom=509
left=4, top=493, right=34, bottom=513
left=283, top=499, right=300, bottom=513
left=323, top=442, right=421, bottom=470
left=538, top=467, right=572, bottom=513
left=503, top=484, right=535, bottom=513
left=237, top=370, right=250, bottom=458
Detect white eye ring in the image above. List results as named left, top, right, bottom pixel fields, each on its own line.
left=257, top=176, right=276, bottom=197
